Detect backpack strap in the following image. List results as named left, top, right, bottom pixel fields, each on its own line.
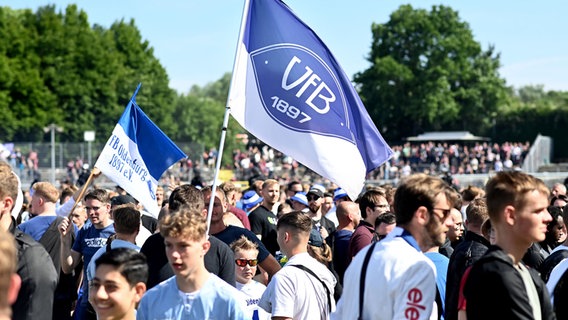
left=38, top=216, right=65, bottom=246
left=106, top=234, right=116, bottom=253
left=358, top=241, right=378, bottom=320
left=290, top=264, right=332, bottom=314
left=38, top=216, right=65, bottom=267
left=435, top=285, right=443, bottom=320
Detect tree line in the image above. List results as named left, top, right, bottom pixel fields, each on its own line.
left=1, top=4, right=567, bottom=162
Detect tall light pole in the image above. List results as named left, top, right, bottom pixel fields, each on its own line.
left=84, top=131, right=95, bottom=167
left=43, top=124, right=63, bottom=184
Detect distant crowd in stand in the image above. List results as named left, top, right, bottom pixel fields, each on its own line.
left=159, top=140, right=532, bottom=191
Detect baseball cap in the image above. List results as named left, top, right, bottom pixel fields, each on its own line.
left=290, top=192, right=309, bottom=207
left=333, top=188, right=349, bottom=201
left=111, top=194, right=138, bottom=206
left=308, top=228, right=324, bottom=247
left=307, top=184, right=326, bottom=198
left=242, top=190, right=263, bottom=211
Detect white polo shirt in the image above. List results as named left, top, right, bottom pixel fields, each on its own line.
left=259, top=252, right=336, bottom=320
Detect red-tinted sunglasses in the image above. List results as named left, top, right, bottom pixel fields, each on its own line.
left=235, top=259, right=258, bottom=267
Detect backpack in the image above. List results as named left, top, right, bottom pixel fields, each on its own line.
left=38, top=217, right=80, bottom=301
left=539, top=249, right=568, bottom=282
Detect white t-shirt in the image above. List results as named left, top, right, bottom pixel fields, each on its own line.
left=259, top=252, right=336, bottom=320
left=236, top=281, right=271, bottom=320
left=135, top=222, right=152, bottom=247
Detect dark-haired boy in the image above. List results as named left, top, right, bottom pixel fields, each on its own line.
left=89, top=248, right=147, bottom=320
left=259, top=211, right=336, bottom=319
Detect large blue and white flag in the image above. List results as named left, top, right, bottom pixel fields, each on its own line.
left=95, top=92, right=186, bottom=217
left=229, top=0, right=393, bottom=200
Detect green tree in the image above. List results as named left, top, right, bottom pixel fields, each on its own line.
left=109, top=18, right=176, bottom=136
left=0, top=7, right=59, bottom=141
left=0, top=4, right=175, bottom=142
left=496, top=86, right=568, bottom=159
left=355, top=5, right=508, bottom=142
left=173, top=72, right=245, bottom=167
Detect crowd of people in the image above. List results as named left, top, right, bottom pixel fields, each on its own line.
left=1, top=139, right=531, bottom=195
left=161, top=140, right=532, bottom=189
left=3, top=157, right=568, bottom=319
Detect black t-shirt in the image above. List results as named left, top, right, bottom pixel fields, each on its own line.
left=140, top=233, right=235, bottom=289
left=141, top=215, right=158, bottom=234
left=212, top=225, right=270, bottom=262
left=248, top=205, right=279, bottom=255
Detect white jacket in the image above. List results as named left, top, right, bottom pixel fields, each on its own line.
left=332, top=227, right=438, bottom=320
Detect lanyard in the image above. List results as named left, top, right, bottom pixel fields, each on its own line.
left=396, top=228, right=421, bottom=252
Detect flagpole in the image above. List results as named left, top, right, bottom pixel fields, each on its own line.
left=131, top=83, right=142, bottom=103
left=206, top=0, right=251, bottom=234
left=66, top=169, right=96, bottom=219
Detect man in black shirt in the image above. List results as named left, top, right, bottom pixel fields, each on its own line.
left=140, top=185, right=235, bottom=288
left=248, top=179, right=280, bottom=255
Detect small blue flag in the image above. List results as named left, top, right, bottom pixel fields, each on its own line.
left=229, top=0, right=393, bottom=199
left=95, top=95, right=186, bottom=217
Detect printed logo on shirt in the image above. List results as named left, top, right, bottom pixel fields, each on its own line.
left=246, top=298, right=260, bottom=306
left=85, top=237, right=108, bottom=247
left=405, top=288, right=426, bottom=320
left=268, top=217, right=277, bottom=225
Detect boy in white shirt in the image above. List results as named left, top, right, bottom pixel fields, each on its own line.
left=230, top=235, right=271, bottom=320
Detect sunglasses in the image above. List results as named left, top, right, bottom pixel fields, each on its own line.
left=235, top=259, right=258, bottom=267
left=431, top=208, right=451, bottom=220
left=307, top=194, right=320, bottom=201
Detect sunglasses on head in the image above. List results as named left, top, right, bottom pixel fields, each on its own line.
left=235, top=259, right=258, bottom=267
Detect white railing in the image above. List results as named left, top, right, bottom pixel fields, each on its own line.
left=522, top=134, right=552, bottom=173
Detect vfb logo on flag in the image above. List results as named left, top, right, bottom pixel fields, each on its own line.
left=250, top=44, right=354, bottom=143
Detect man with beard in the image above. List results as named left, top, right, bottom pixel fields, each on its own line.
left=333, top=174, right=454, bottom=320
left=249, top=179, right=280, bottom=255
left=306, top=185, right=336, bottom=245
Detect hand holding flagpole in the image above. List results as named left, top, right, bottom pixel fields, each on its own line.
left=64, top=167, right=100, bottom=229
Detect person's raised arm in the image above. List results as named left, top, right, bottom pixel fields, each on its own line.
left=59, top=217, right=81, bottom=274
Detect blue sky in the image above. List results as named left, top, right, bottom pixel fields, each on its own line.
left=5, top=1, right=568, bottom=93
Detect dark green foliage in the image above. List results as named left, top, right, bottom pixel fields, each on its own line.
left=0, top=5, right=175, bottom=143
left=496, top=86, right=568, bottom=159
left=355, top=5, right=508, bottom=143
left=173, top=72, right=245, bottom=167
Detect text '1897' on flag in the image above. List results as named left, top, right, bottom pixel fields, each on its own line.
left=228, top=0, right=393, bottom=200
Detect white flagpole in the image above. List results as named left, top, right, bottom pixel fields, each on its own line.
left=206, top=0, right=252, bottom=235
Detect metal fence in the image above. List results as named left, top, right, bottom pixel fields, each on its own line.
left=7, top=141, right=204, bottom=186
left=9, top=141, right=204, bottom=168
